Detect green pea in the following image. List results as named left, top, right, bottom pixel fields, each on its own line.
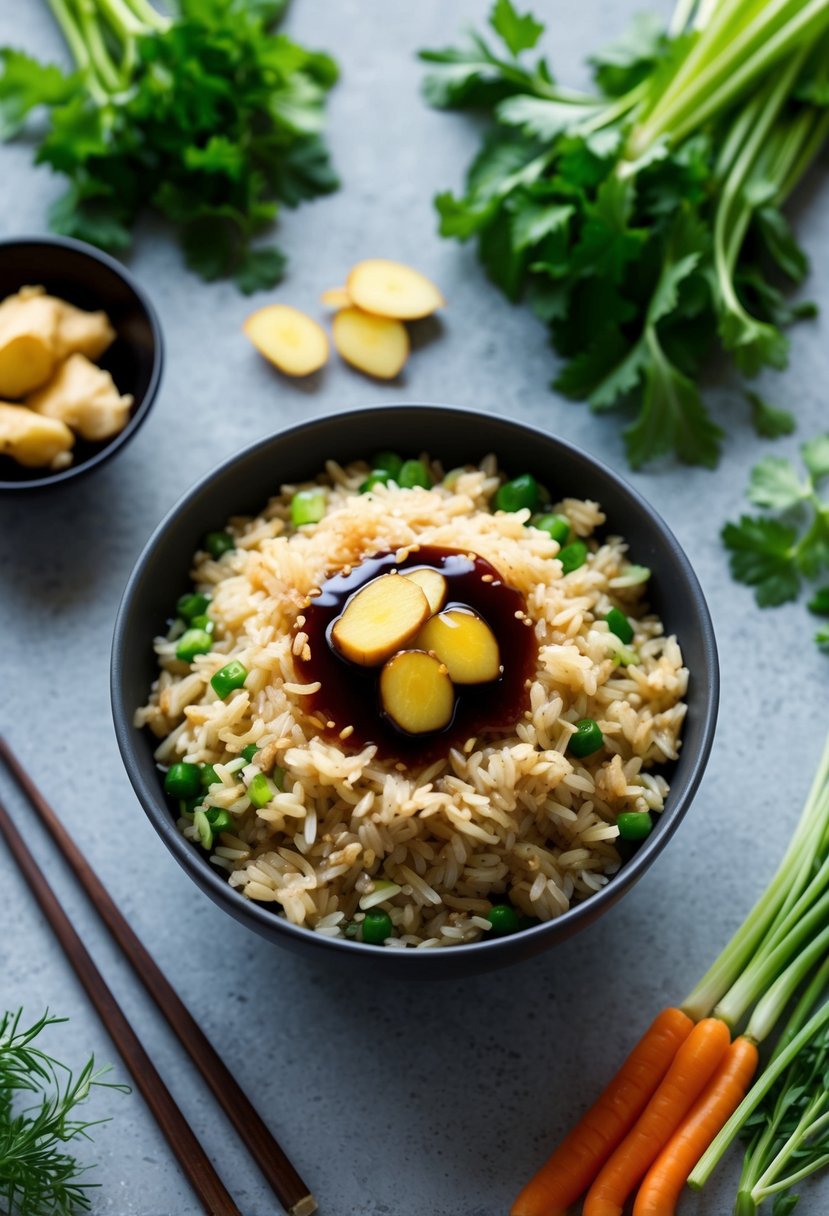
left=617, top=811, right=653, bottom=842
left=605, top=607, right=634, bottom=644
left=486, top=904, right=521, bottom=936
left=248, top=772, right=276, bottom=808
left=204, top=530, right=235, bottom=559
left=371, top=451, right=403, bottom=479
left=176, top=592, right=210, bottom=622
left=210, top=660, right=248, bottom=699
left=398, top=459, right=433, bottom=489
left=164, top=762, right=201, bottom=799
left=205, top=807, right=235, bottom=835
left=360, top=470, right=393, bottom=493
left=291, top=488, right=326, bottom=526
left=534, top=513, right=571, bottom=545
left=200, top=764, right=221, bottom=790
left=176, top=628, right=213, bottom=663
left=559, top=541, right=588, bottom=575
left=361, top=910, right=393, bottom=944
left=189, top=613, right=213, bottom=633
left=494, top=474, right=540, bottom=514
left=568, top=718, right=604, bottom=758
left=240, top=744, right=259, bottom=763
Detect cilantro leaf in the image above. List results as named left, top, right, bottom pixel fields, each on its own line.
left=0, top=50, right=76, bottom=139
left=721, top=516, right=800, bottom=606
left=807, top=587, right=829, bottom=615
left=755, top=205, right=809, bottom=283
left=419, top=37, right=530, bottom=109
left=747, top=457, right=809, bottom=511
left=490, top=0, right=545, bottom=55
left=625, top=330, right=722, bottom=468
left=816, top=626, right=829, bottom=653
left=719, top=306, right=790, bottom=376
left=496, top=95, right=603, bottom=140
left=510, top=200, right=573, bottom=252
left=588, top=13, right=666, bottom=97
left=747, top=392, right=796, bottom=439
left=801, top=435, right=829, bottom=483
left=234, top=244, right=287, bottom=294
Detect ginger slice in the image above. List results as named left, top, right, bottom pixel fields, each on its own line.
left=244, top=304, right=329, bottom=377
left=27, top=353, right=133, bottom=441
left=347, top=259, right=444, bottom=320
left=332, top=307, right=409, bottom=379
left=0, top=289, right=61, bottom=397
left=379, top=650, right=455, bottom=735
left=415, top=608, right=501, bottom=684
left=403, top=567, right=447, bottom=614
left=0, top=401, right=74, bottom=469
left=320, top=286, right=351, bottom=309
left=331, top=574, right=430, bottom=667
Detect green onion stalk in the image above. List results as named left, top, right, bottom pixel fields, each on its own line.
left=673, top=731, right=829, bottom=1208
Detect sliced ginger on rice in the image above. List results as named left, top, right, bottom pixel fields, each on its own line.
left=244, top=304, right=329, bottom=377
left=415, top=609, right=501, bottom=685
left=347, top=258, right=444, bottom=320
left=380, top=650, right=455, bottom=735
left=332, top=573, right=430, bottom=666
left=332, top=307, right=409, bottom=379
left=403, top=567, right=447, bottom=614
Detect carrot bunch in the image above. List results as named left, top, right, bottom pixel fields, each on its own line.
left=512, top=730, right=829, bottom=1214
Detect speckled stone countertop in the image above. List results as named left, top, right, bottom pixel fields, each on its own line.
left=1, top=2, right=827, bottom=1213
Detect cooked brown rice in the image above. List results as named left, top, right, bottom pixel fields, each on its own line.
left=136, top=455, right=688, bottom=947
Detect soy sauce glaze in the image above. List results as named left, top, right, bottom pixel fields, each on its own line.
left=295, top=545, right=538, bottom=763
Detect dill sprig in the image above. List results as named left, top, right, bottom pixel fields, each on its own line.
left=0, top=1009, right=127, bottom=1216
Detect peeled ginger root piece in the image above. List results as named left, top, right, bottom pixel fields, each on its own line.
left=11, top=286, right=116, bottom=362
left=332, top=308, right=409, bottom=379
left=27, top=353, right=133, bottom=441
left=380, top=650, right=455, bottom=735
left=416, top=609, right=501, bottom=684
left=320, top=286, right=351, bottom=309
left=347, top=259, right=444, bottom=320
left=0, top=401, right=74, bottom=469
left=0, top=290, right=60, bottom=397
left=244, top=305, right=329, bottom=377
left=332, top=574, right=431, bottom=666
left=403, top=568, right=447, bottom=614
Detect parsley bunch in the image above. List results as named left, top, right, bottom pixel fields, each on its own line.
left=0, top=1009, right=126, bottom=1216
left=421, top=0, right=829, bottom=467
left=0, top=0, right=338, bottom=291
left=722, top=435, right=829, bottom=647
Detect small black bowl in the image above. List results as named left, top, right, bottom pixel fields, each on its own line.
left=0, top=235, right=163, bottom=491
left=111, top=405, right=718, bottom=978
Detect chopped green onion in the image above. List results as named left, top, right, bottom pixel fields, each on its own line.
left=568, top=718, right=603, bottom=758
left=189, top=613, right=213, bottom=633
left=398, top=459, right=433, bottom=489
left=248, top=772, right=276, bottom=808
left=204, top=807, right=235, bottom=835
left=486, top=904, right=521, bottom=936
left=200, top=764, right=221, bottom=790
left=534, top=513, right=571, bottom=545
left=610, top=643, right=639, bottom=668
left=360, top=470, right=393, bottom=493
left=344, top=920, right=360, bottom=939
left=291, top=487, right=326, bottom=526
left=193, top=808, right=213, bottom=849
left=164, top=762, right=201, bottom=799
left=605, top=607, right=634, bottom=644
left=559, top=541, right=588, bottom=574
left=361, top=910, right=393, bottom=944
left=210, top=660, right=248, bottom=699
left=204, top=530, right=235, bottom=559
left=371, top=451, right=403, bottom=478
left=240, top=743, right=259, bottom=763
left=176, top=628, right=213, bottom=662
left=494, top=474, right=540, bottom=513
left=443, top=466, right=467, bottom=489
left=359, top=880, right=402, bottom=910
left=611, top=564, right=651, bottom=587
left=617, top=812, right=653, bottom=841
left=176, top=592, right=210, bottom=621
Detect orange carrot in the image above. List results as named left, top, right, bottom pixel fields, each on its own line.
left=632, top=1036, right=759, bottom=1216
left=582, top=1016, right=731, bottom=1216
left=510, top=1007, right=693, bottom=1216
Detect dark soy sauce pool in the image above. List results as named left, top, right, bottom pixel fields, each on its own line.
left=295, top=545, right=538, bottom=764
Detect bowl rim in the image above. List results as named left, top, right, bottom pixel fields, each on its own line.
left=0, top=233, right=164, bottom=492
left=111, top=403, right=719, bottom=964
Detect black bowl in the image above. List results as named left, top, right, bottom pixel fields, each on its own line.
left=111, top=405, right=718, bottom=978
left=0, top=235, right=163, bottom=490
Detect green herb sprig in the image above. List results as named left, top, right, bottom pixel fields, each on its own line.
left=722, top=435, right=829, bottom=647
left=421, top=0, right=829, bottom=468
left=0, top=1009, right=126, bottom=1216
left=0, top=0, right=339, bottom=291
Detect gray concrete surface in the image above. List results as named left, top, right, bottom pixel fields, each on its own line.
left=1, top=1, right=828, bottom=1213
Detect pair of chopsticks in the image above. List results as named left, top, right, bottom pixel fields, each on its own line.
left=0, top=735, right=317, bottom=1216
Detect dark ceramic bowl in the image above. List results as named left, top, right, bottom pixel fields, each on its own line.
left=0, top=235, right=163, bottom=491
left=111, top=405, right=718, bottom=978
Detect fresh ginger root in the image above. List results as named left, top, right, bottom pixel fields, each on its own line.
left=0, top=401, right=74, bottom=469
left=27, top=353, right=133, bottom=442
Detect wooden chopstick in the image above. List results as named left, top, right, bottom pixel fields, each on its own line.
left=0, top=735, right=317, bottom=1216
left=0, top=789, right=242, bottom=1216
